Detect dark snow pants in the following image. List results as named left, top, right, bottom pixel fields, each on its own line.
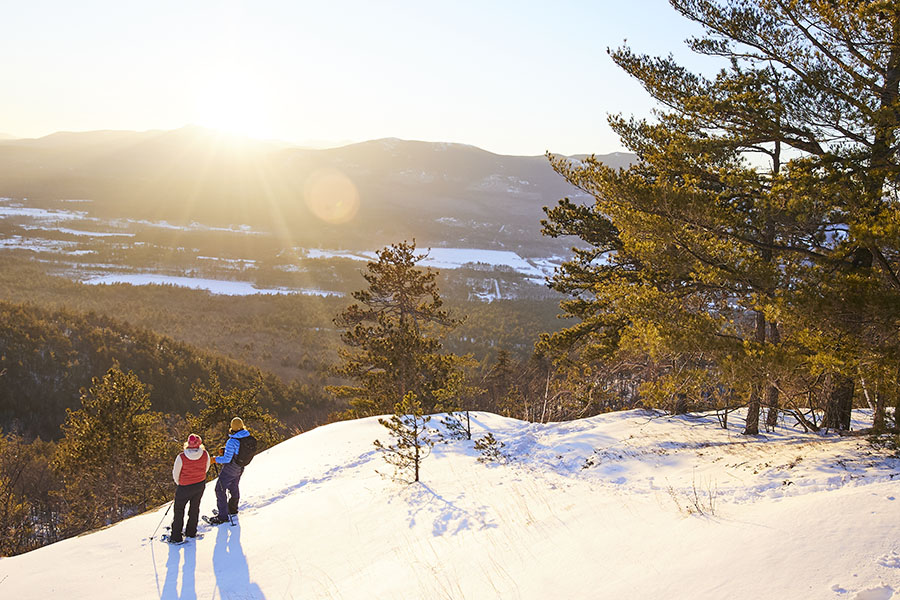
left=215, top=462, right=244, bottom=518
left=171, top=480, right=205, bottom=540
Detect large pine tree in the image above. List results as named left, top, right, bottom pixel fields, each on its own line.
left=328, top=241, right=467, bottom=418
left=542, top=0, right=900, bottom=433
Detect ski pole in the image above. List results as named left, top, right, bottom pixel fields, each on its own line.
left=149, top=500, right=174, bottom=540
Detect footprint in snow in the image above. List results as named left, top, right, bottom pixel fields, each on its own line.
left=878, top=551, right=900, bottom=569
left=853, top=586, right=894, bottom=600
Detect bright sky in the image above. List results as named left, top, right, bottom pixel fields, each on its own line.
left=2, top=0, right=708, bottom=156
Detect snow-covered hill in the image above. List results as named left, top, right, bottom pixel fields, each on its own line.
left=2, top=410, right=899, bottom=599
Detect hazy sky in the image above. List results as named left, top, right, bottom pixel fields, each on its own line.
left=2, top=1, right=709, bottom=156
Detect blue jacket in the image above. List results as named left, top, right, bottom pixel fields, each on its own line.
left=216, top=428, right=251, bottom=464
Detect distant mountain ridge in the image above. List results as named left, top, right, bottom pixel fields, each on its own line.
left=0, top=128, right=634, bottom=254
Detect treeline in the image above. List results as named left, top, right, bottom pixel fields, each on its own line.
left=326, top=2, right=900, bottom=440
left=0, top=301, right=330, bottom=439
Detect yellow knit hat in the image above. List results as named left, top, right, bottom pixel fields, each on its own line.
left=230, top=417, right=245, bottom=432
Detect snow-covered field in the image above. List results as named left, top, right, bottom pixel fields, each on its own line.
left=80, top=273, right=339, bottom=297
left=2, top=409, right=898, bottom=599
left=0, top=197, right=562, bottom=297
left=305, top=246, right=555, bottom=279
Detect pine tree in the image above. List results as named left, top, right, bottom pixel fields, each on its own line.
left=188, top=371, right=284, bottom=454
left=328, top=241, right=466, bottom=418
left=663, top=0, right=900, bottom=430
left=541, top=0, right=900, bottom=433
left=374, top=392, right=433, bottom=483
left=53, top=366, right=176, bottom=534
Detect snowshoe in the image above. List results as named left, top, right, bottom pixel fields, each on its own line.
left=160, top=534, right=186, bottom=545
left=202, top=515, right=230, bottom=526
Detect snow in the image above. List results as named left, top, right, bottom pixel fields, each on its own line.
left=2, top=409, right=898, bottom=599
left=0, top=204, right=87, bottom=222
left=305, top=247, right=556, bottom=279
left=305, top=248, right=377, bottom=261
left=473, top=278, right=502, bottom=302
left=0, top=195, right=562, bottom=287
left=81, top=273, right=340, bottom=297
left=420, top=248, right=546, bottom=277
left=196, top=256, right=257, bottom=268
left=106, top=218, right=265, bottom=235
left=23, top=226, right=135, bottom=237
left=0, top=236, right=79, bottom=252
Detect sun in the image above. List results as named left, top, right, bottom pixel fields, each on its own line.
left=192, top=77, right=276, bottom=141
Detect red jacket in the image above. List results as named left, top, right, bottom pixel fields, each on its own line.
left=172, top=446, right=210, bottom=486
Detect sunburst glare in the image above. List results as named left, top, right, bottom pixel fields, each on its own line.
left=192, top=74, right=275, bottom=141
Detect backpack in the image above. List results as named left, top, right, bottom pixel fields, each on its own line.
left=233, top=434, right=258, bottom=467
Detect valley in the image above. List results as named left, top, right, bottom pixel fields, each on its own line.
left=0, top=134, right=599, bottom=432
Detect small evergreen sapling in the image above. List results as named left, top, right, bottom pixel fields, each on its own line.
left=439, top=411, right=471, bottom=442
left=473, top=432, right=508, bottom=464
left=374, top=393, right=433, bottom=483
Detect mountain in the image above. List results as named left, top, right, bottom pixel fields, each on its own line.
left=0, top=128, right=633, bottom=254
left=2, top=409, right=895, bottom=598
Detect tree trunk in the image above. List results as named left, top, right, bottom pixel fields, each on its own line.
left=414, top=439, right=420, bottom=483
left=860, top=377, right=886, bottom=433
left=874, top=392, right=886, bottom=434
left=744, top=387, right=761, bottom=435
left=823, top=375, right=854, bottom=431
left=764, top=385, right=780, bottom=430
left=743, top=311, right=766, bottom=435
left=765, top=322, right=781, bottom=430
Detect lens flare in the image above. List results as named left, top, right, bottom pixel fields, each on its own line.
left=304, top=168, right=360, bottom=224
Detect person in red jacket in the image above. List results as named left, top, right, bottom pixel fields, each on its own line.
left=168, top=433, right=211, bottom=543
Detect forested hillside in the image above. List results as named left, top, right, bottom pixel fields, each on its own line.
left=0, top=301, right=324, bottom=440
left=0, top=255, right=563, bottom=382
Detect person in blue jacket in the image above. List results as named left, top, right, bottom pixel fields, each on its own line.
left=208, top=417, right=251, bottom=524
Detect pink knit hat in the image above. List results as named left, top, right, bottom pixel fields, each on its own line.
left=186, top=433, right=202, bottom=449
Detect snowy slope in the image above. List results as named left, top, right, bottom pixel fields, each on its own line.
left=2, top=410, right=899, bottom=599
